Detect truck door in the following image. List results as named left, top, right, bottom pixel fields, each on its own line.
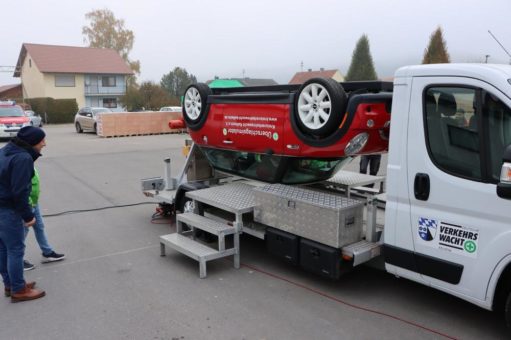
left=405, top=76, right=511, bottom=301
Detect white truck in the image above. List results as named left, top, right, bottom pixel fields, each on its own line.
left=142, top=63, right=511, bottom=326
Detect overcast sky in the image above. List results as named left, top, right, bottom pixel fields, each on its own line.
left=1, top=0, right=510, bottom=86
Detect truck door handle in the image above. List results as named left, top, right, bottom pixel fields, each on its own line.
left=414, top=173, right=430, bottom=201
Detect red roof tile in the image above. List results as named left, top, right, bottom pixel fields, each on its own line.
left=15, top=43, right=133, bottom=77
left=288, top=69, right=338, bottom=84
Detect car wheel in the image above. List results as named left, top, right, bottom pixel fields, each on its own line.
left=93, top=123, right=97, bottom=134
left=182, top=83, right=212, bottom=131
left=75, top=122, right=83, bottom=133
left=294, top=77, right=347, bottom=138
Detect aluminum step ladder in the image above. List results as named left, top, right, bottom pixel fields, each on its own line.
left=160, top=212, right=240, bottom=278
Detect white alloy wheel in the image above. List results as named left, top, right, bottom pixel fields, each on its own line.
left=297, top=83, right=332, bottom=131
left=184, top=87, right=202, bottom=121
left=183, top=199, right=195, bottom=213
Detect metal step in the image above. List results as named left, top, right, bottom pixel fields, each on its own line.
left=342, top=240, right=382, bottom=266
left=177, top=212, right=236, bottom=236
left=160, top=233, right=237, bottom=278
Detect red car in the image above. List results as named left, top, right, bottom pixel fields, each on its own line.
left=0, top=101, right=31, bottom=139
left=181, top=78, right=392, bottom=184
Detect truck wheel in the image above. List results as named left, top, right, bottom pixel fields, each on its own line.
left=294, top=78, right=347, bottom=138
left=183, top=83, right=212, bottom=131
left=75, top=122, right=83, bottom=133
left=505, top=291, right=511, bottom=328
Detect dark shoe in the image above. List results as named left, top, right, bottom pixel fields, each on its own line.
left=10, top=286, right=45, bottom=303
left=41, top=251, right=65, bottom=263
left=23, top=260, right=35, bottom=271
left=4, top=281, right=36, bottom=297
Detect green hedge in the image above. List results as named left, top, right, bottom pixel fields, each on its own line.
left=25, top=97, right=78, bottom=124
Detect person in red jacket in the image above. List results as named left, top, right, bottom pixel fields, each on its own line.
left=0, top=126, right=46, bottom=302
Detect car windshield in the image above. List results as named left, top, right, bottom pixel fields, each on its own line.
left=92, top=108, right=112, bottom=114
left=201, top=147, right=350, bottom=184
left=0, top=106, right=25, bottom=117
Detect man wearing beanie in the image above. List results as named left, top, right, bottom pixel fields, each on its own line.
left=0, top=126, right=46, bottom=302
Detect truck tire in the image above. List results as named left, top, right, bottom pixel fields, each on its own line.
left=183, top=83, right=212, bottom=131
left=294, top=78, right=347, bottom=138
left=505, top=291, right=511, bottom=328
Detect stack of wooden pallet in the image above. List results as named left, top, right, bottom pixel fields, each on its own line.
left=96, top=111, right=185, bottom=137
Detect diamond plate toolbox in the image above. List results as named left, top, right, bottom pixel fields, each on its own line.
left=253, top=184, right=364, bottom=248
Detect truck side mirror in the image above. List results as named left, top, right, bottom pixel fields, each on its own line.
left=497, top=145, right=511, bottom=199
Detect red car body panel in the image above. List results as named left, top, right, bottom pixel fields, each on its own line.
left=0, top=116, right=30, bottom=125
left=188, top=100, right=390, bottom=158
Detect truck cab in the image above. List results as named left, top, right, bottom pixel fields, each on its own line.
left=383, top=64, right=511, bottom=317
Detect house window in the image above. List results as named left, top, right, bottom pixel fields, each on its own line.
left=55, top=74, right=75, bottom=87
left=103, top=98, right=117, bottom=108
left=102, top=76, right=116, bottom=87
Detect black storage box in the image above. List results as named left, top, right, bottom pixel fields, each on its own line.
left=300, top=238, right=341, bottom=279
left=266, top=227, right=299, bottom=265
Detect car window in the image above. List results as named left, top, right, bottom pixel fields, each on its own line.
left=0, top=106, right=25, bottom=117
left=201, top=147, right=348, bottom=184
left=92, top=108, right=112, bottom=114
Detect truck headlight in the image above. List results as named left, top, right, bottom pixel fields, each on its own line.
left=344, top=132, right=369, bottom=156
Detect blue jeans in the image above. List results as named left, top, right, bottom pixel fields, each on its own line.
left=24, top=205, right=53, bottom=256
left=0, top=207, right=26, bottom=293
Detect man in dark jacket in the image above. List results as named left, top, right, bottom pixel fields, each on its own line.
left=0, top=126, right=46, bottom=302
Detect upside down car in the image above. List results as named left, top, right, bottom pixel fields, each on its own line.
left=180, top=78, right=392, bottom=184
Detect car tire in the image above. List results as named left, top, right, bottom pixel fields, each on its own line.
left=182, top=83, right=212, bottom=131
left=75, top=122, right=83, bottom=133
left=294, top=77, right=347, bottom=138
left=93, top=123, right=97, bottom=134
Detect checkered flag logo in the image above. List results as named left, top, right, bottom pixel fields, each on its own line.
left=418, top=218, right=437, bottom=241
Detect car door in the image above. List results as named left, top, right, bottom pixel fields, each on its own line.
left=406, top=76, right=511, bottom=302
left=82, top=108, right=93, bottom=129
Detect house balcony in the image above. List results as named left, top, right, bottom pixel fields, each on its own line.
left=85, top=85, right=126, bottom=96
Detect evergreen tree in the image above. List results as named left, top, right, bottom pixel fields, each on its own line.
left=345, top=34, right=378, bottom=81
left=161, top=67, right=197, bottom=98
left=422, top=27, right=450, bottom=64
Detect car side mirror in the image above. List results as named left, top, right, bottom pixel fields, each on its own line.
left=497, top=145, right=511, bottom=199
left=86, top=113, right=92, bottom=117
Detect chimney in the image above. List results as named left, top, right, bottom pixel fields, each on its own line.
left=320, top=67, right=324, bottom=72
left=308, top=68, right=312, bottom=72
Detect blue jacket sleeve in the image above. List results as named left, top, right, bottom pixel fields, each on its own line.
left=10, top=155, right=35, bottom=222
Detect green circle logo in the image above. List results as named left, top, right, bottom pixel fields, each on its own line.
left=223, top=128, right=227, bottom=136
left=464, top=240, right=476, bottom=253
left=273, top=132, right=279, bottom=141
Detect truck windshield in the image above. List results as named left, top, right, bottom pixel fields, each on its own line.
left=0, top=106, right=25, bottom=117
left=201, top=147, right=349, bottom=184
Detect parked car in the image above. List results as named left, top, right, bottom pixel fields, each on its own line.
left=25, top=110, right=43, bottom=127
left=0, top=101, right=31, bottom=139
left=74, top=107, right=112, bottom=134
left=160, top=106, right=182, bottom=112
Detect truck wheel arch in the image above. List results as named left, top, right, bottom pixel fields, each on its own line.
left=490, top=257, right=511, bottom=319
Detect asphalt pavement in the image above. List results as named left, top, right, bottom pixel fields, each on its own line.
left=0, top=124, right=507, bottom=340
